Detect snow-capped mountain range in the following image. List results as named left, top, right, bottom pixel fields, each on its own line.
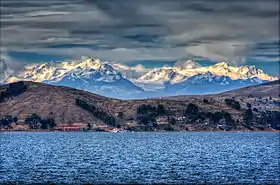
left=134, top=60, right=276, bottom=89
left=2, top=57, right=143, bottom=99
left=1, top=57, right=278, bottom=99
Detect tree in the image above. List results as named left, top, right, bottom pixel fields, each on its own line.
left=197, top=112, right=207, bottom=120
left=104, top=116, right=116, bottom=126
left=157, top=104, right=166, bottom=115
left=203, top=99, right=209, bottom=104
left=0, top=115, right=18, bottom=129
left=137, top=104, right=157, bottom=116
left=256, top=111, right=280, bottom=130
left=0, top=116, right=13, bottom=129
left=253, top=108, right=258, bottom=112
left=184, top=103, right=199, bottom=122
left=206, top=112, right=213, bottom=119
left=168, top=117, right=176, bottom=125
left=117, top=112, right=124, bottom=119
left=76, top=98, right=117, bottom=127
left=246, top=103, right=252, bottom=109
left=25, top=114, right=42, bottom=129
left=43, top=118, right=55, bottom=129
left=213, top=112, right=223, bottom=123
left=225, top=99, right=241, bottom=110
left=4, top=115, right=13, bottom=123
left=137, top=115, right=157, bottom=127
left=222, top=111, right=232, bottom=121
left=185, top=103, right=199, bottom=115
left=87, top=123, right=92, bottom=130
left=40, top=119, right=49, bottom=129
left=75, top=98, right=96, bottom=112
left=244, top=109, right=253, bottom=125
left=39, top=117, right=56, bottom=129
left=13, top=116, right=18, bottom=123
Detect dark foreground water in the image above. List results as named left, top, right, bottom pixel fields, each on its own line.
left=0, top=132, right=279, bottom=185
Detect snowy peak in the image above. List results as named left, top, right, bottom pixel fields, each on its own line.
left=60, top=57, right=104, bottom=71
left=74, top=58, right=102, bottom=70
left=238, top=65, right=261, bottom=78
left=3, top=57, right=125, bottom=84
left=213, top=61, right=229, bottom=68
left=23, top=63, right=57, bottom=81
left=137, top=66, right=188, bottom=85
left=139, top=66, right=173, bottom=81
left=138, top=61, right=277, bottom=84
left=208, top=62, right=231, bottom=75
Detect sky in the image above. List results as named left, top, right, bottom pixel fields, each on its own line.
left=0, top=0, right=279, bottom=76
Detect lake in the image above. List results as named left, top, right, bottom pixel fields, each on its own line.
left=0, top=132, right=279, bottom=184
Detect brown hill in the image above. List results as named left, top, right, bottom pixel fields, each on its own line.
left=0, top=82, right=111, bottom=124
left=0, top=81, right=279, bottom=130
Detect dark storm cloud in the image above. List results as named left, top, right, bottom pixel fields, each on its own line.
left=0, top=0, right=279, bottom=64
left=180, top=1, right=279, bottom=17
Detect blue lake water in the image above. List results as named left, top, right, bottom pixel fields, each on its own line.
left=0, top=132, right=279, bottom=184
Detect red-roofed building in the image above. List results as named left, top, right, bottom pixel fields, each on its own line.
left=55, top=123, right=89, bottom=131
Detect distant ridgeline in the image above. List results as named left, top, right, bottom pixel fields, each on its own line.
left=0, top=81, right=27, bottom=102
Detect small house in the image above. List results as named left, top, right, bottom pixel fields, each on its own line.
left=156, top=116, right=169, bottom=124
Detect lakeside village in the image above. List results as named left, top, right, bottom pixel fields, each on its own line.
left=0, top=115, right=181, bottom=132
left=0, top=113, right=192, bottom=132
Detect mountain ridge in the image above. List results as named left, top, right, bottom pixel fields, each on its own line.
left=1, top=57, right=277, bottom=99
left=137, top=60, right=276, bottom=85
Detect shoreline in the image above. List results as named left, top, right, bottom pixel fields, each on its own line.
left=1, top=129, right=279, bottom=133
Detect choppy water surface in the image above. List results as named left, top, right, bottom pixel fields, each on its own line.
left=0, top=132, right=279, bottom=184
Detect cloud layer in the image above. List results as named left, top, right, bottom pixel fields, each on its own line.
left=0, top=54, right=23, bottom=79
left=1, top=0, right=279, bottom=64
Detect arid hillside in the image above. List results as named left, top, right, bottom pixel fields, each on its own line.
left=0, top=82, right=111, bottom=124
left=0, top=80, right=279, bottom=130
